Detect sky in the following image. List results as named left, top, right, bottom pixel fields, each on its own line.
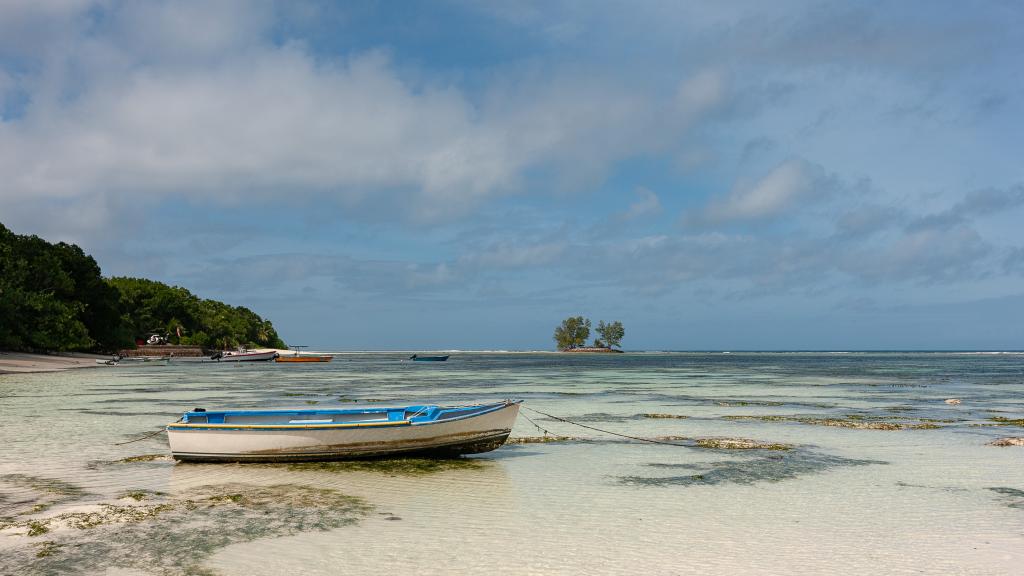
left=1, top=0, right=1022, bottom=350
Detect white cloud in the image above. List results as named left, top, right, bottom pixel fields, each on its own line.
left=675, top=69, right=726, bottom=123
left=458, top=241, right=568, bottom=269
left=620, top=187, right=662, bottom=221
left=694, top=159, right=827, bottom=224
left=0, top=2, right=723, bottom=229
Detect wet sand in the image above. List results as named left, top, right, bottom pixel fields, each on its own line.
left=0, top=351, right=106, bottom=374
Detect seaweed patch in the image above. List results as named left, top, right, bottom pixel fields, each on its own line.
left=0, top=483, right=370, bottom=575
left=618, top=449, right=884, bottom=487
left=0, top=474, right=88, bottom=517
left=694, top=438, right=792, bottom=451
left=723, top=414, right=950, bottom=430
left=988, top=437, right=1024, bottom=447
left=988, top=487, right=1024, bottom=509
left=989, top=417, right=1024, bottom=427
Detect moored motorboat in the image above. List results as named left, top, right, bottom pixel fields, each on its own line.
left=167, top=400, right=521, bottom=462
left=215, top=350, right=278, bottom=362
left=410, top=354, right=449, bottom=362
left=275, top=345, right=332, bottom=363
left=276, top=355, right=332, bottom=363
left=97, top=356, right=169, bottom=366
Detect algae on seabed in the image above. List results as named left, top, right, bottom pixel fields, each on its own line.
left=0, top=483, right=371, bottom=576
left=619, top=449, right=885, bottom=487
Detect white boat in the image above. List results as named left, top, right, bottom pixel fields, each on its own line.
left=96, top=356, right=168, bottom=366
left=214, top=350, right=278, bottom=362
left=167, top=400, right=521, bottom=462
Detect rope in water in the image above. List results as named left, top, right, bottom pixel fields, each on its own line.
left=114, top=418, right=180, bottom=446
left=520, top=406, right=689, bottom=447
left=519, top=410, right=555, bottom=436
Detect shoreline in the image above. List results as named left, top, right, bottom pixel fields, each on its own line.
left=0, top=351, right=108, bottom=374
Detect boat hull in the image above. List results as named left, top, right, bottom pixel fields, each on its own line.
left=275, top=355, right=333, bottom=363
left=411, top=355, right=449, bottom=362
left=217, top=351, right=278, bottom=362
left=167, top=402, right=519, bottom=462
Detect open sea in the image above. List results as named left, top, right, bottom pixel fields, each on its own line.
left=1, top=352, right=1023, bottom=575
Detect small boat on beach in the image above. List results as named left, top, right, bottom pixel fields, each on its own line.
left=214, top=350, right=278, bottom=362
left=275, top=345, right=332, bottom=363
left=166, top=400, right=521, bottom=462
left=96, top=356, right=169, bottom=366
left=410, top=354, right=449, bottom=362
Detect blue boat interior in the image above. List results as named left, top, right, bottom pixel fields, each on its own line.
left=180, top=402, right=505, bottom=425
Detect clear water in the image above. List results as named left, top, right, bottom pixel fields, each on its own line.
left=1, top=352, right=1023, bottom=575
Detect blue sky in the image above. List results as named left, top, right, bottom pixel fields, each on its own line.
left=2, top=1, right=1022, bottom=350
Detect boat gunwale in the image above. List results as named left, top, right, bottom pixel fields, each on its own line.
left=167, top=401, right=519, bottom=431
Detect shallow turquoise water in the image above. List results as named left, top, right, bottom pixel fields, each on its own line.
left=1, top=352, right=1023, bottom=574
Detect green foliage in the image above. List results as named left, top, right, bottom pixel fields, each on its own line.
left=553, top=316, right=591, bottom=349
left=0, top=223, right=128, bottom=352
left=0, top=221, right=285, bottom=353
left=595, top=320, right=625, bottom=349
left=107, top=277, right=286, bottom=350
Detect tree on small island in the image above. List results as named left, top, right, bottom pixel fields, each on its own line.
left=554, top=316, right=625, bottom=351
left=553, top=316, right=591, bottom=349
left=595, top=320, right=625, bottom=349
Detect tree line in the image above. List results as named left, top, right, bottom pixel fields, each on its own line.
left=0, top=222, right=285, bottom=353
left=553, top=316, right=624, bottom=350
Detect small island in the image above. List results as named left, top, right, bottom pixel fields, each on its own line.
left=553, top=316, right=624, bottom=352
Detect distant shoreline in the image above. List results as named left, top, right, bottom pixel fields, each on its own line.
left=4, top=348, right=1022, bottom=374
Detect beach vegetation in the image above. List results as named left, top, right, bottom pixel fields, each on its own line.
left=0, top=223, right=131, bottom=352
left=109, top=276, right=285, bottom=350
left=0, top=222, right=285, bottom=353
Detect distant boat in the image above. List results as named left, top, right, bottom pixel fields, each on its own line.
left=410, top=354, right=449, bottom=362
left=97, top=356, right=169, bottom=366
left=167, top=400, right=521, bottom=462
left=276, top=355, right=333, bottom=363
left=215, top=350, right=278, bottom=362
left=275, top=345, right=333, bottom=363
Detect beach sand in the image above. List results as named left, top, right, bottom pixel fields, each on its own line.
left=0, top=351, right=107, bottom=373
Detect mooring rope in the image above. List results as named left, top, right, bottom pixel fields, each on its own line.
left=114, top=418, right=180, bottom=446
left=520, top=406, right=689, bottom=447
left=519, top=410, right=554, bottom=437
